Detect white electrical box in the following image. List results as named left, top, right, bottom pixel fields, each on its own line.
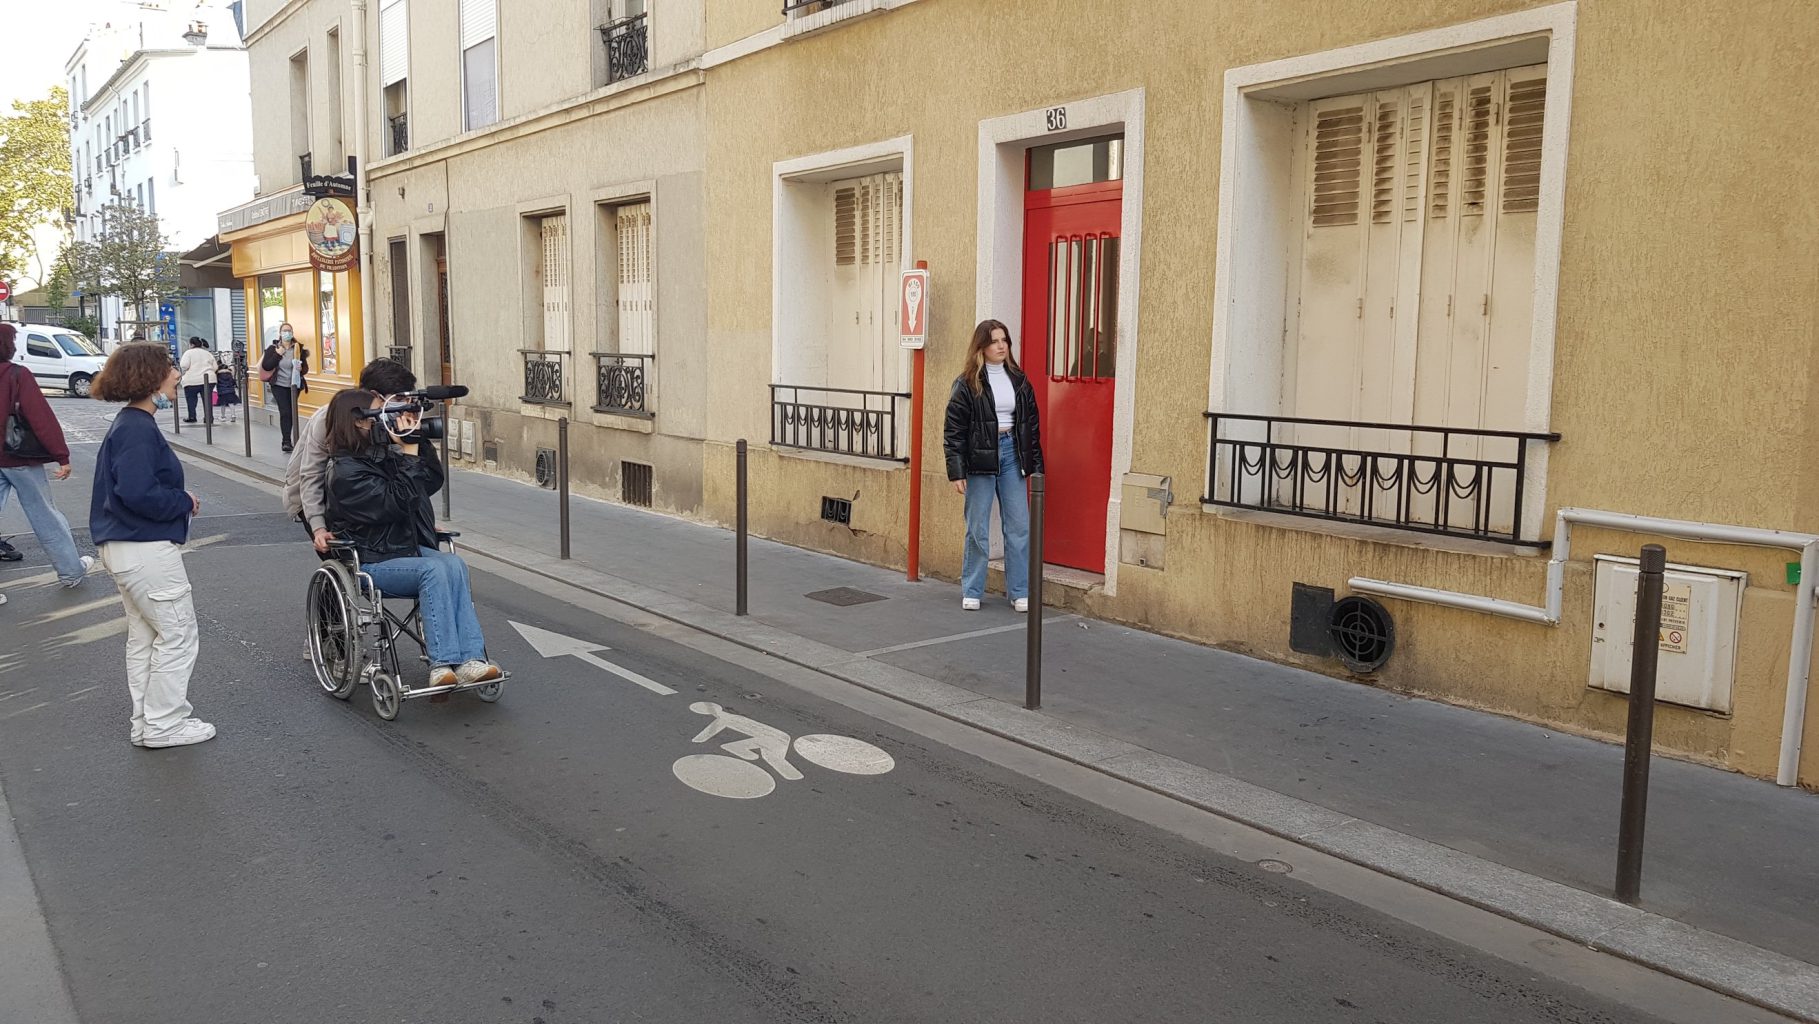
left=1589, top=555, right=1746, bottom=713
left=459, top=419, right=475, bottom=460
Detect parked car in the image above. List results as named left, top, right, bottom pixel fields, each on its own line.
left=5, top=322, right=108, bottom=397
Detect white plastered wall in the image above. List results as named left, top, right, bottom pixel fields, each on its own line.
left=1206, top=4, right=1577, bottom=542
left=977, top=89, right=1146, bottom=597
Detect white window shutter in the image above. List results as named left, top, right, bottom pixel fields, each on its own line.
left=615, top=202, right=653, bottom=356
left=540, top=213, right=570, bottom=352
left=459, top=0, right=496, bottom=49
left=1480, top=64, right=1549, bottom=500
left=380, top=1, right=408, bottom=86
left=1291, top=97, right=1369, bottom=447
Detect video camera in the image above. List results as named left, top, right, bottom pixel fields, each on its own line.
left=355, top=384, right=469, bottom=443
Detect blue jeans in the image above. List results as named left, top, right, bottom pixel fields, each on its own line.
left=962, top=433, right=1030, bottom=601
left=362, top=547, right=487, bottom=667
left=0, top=464, right=87, bottom=583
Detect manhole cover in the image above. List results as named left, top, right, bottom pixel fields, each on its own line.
left=1257, top=859, right=1294, bottom=874
left=804, top=587, right=888, bottom=607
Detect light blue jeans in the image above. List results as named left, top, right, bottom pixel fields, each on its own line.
left=363, top=546, right=486, bottom=667
left=0, top=464, right=87, bottom=583
left=962, top=432, right=1030, bottom=602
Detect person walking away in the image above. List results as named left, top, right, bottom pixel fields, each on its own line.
left=285, top=357, right=416, bottom=552
left=260, top=324, right=310, bottom=453
left=88, top=343, right=213, bottom=748
left=212, top=350, right=242, bottom=423
left=324, top=389, right=503, bottom=688
left=0, top=324, right=95, bottom=587
left=178, top=337, right=215, bottom=424
left=943, top=318, right=1044, bottom=612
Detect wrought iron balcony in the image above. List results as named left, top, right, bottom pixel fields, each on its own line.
left=783, top=0, right=856, bottom=12
left=770, top=385, right=909, bottom=462
left=1203, top=413, right=1561, bottom=546
left=599, top=12, right=649, bottom=84
left=388, top=113, right=408, bottom=156
left=386, top=345, right=412, bottom=366
left=593, top=352, right=652, bottom=417
left=519, top=349, right=569, bottom=405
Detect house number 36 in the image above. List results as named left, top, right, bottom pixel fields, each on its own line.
left=1045, top=107, right=1068, bottom=132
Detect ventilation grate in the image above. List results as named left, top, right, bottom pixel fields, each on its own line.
left=804, top=587, right=887, bottom=607
left=1329, top=595, right=1396, bottom=673
left=621, top=460, right=652, bottom=508
left=820, top=496, right=852, bottom=525
left=534, top=447, right=557, bottom=488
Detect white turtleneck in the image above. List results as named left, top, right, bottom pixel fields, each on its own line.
left=984, top=362, right=1014, bottom=432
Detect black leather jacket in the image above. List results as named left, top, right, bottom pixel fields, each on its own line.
left=943, top=366, right=1044, bottom=480
left=326, top=440, right=444, bottom=563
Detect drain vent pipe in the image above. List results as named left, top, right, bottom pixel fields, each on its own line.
left=1349, top=507, right=1819, bottom=787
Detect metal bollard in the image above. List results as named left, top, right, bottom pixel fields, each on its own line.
left=240, top=362, right=252, bottom=458
left=735, top=439, right=749, bottom=616
left=557, top=417, right=571, bottom=560
left=171, top=383, right=181, bottom=434
left=441, top=417, right=452, bottom=519
left=1025, top=472, right=1044, bottom=710
left=1615, top=543, right=1667, bottom=905
left=204, top=377, right=214, bottom=445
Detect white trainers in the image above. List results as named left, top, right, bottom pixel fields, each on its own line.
left=61, top=555, right=96, bottom=588
left=1013, top=598, right=1030, bottom=613
left=961, top=598, right=981, bottom=611
left=142, top=718, right=216, bottom=748
left=455, top=660, right=503, bottom=684
left=428, top=665, right=458, bottom=688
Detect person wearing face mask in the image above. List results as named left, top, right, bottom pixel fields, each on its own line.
left=943, top=318, right=1044, bottom=612
left=260, top=323, right=310, bottom=453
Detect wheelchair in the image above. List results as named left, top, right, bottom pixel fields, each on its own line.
left=305, top=531, right=507, bottom=720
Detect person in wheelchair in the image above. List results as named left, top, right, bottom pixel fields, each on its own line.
left=323, top=389, right=503, bottom=689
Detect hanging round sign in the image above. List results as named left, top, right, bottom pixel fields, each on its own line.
left=304, top=196, right=359, bottom=273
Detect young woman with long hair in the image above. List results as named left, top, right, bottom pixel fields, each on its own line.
left=89, top=342, right=213, bottom=748
left=942, top=319, right=1044, bottom=611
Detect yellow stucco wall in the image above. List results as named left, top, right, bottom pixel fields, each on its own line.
left=699, top=0, right=1819, bottom=785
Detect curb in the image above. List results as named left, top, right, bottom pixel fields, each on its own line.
left=170, top=433, right=1819, bottom=1023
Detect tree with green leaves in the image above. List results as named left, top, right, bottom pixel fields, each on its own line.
left=66, top=202, right=182, bottom=324
left=0, top=87, right=74, bottom=286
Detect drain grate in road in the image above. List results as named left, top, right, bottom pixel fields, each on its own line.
left=804, top=587, right=888, bottom=607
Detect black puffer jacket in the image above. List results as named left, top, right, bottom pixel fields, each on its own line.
left=943, top=365, right=1044, bottom=480
left=327, top=440, right=444, bottom=563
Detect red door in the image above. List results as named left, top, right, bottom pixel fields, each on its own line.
left=1021, top=180, right=1121, bottom=573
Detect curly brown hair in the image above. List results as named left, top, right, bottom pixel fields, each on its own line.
left=92, top=343, right=175, bottom=403
left=0, top=323, right=15, bottom=362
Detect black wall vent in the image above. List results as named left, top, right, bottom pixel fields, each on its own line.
left=1329, top=595, right=1395, bottom=673
left=1289, top=583, right=1337, bottom=657
left=622, top=460, right=653, bottom=507
left=534, top=447, right=558, bottom=488
left=820, top=496, right=852, bottom=525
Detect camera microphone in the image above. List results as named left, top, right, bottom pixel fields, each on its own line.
left=417, top=385, right=469, bottom=401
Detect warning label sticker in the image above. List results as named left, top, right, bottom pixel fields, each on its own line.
left=1658, top=582, right=1691, bottom=655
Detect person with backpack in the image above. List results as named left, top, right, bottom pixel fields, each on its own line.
left=0, top=323, right=95, bottom=587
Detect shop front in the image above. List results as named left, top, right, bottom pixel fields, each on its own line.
left=218, top=188, right=366, bottom=423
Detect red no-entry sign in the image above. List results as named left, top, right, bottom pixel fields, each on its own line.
left=0, top=281, right=12, bottom=303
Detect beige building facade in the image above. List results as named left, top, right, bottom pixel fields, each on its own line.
left=233, top=0, right=1819, bottom=788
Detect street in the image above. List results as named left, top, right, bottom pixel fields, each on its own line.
left=0, top=398, right=1796, bottom=1024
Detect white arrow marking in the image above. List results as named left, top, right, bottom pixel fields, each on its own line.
left=508, top=621, right=676, bottom=696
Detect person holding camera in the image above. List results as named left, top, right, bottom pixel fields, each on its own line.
left=285, top=358, right=417, bottom=554
left=323, top=389, right=502, bottom=689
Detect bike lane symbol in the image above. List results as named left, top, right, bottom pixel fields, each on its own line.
left=672, top=702, right=895, bottom=800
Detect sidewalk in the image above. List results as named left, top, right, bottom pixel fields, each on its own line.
left=165, top=413, right=1819, bottom=1019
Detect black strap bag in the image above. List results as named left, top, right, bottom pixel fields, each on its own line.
left=4, top=365, right=54, bottom=461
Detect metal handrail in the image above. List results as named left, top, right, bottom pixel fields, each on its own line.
left=1205, top=411, right=1559, bottom=443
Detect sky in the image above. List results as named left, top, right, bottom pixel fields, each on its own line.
left=0, top=0, right=111, bottom=110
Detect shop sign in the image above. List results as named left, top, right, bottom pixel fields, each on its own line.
left=303, top=172, right=356, bottom=199
left=305, top=196, right=359, bottom=273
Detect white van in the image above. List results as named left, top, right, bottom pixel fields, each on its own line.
left=8, top=323, right=108, bottom=397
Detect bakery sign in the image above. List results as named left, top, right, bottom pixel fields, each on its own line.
left=305, top=196, right=359, bottom=273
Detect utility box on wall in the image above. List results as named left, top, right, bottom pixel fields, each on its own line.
left=1589, top=555, right=1746, bottom=714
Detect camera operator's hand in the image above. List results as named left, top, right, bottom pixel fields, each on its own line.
left=312, top=528, right=334, bottom=554
left=387, top=409, right=421, bottom=440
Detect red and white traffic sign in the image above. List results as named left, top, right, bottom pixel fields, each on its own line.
left=0, top=280, right=12, bottom=303
left=898, top=268, right=929, bottom=349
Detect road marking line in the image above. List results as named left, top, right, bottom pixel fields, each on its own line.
left=0, top=689, right=38, bottom=702
left=1, top=702, right=49, bottom=721
left=27, top=595, right=122, bottom=626
left=856, top=616, right=1076, bottom=658
left=577, top=650, right=677, bottom=696
left=67, top=686, right=99, bottom=698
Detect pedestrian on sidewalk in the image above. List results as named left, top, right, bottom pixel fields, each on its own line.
left=285, top=357, right=416, bottom=553
left=260, top=325, right=309, bottom=454
left=212, top=351, right=242, bottom=423
left=944, top=318, right=1044, bottom=613
left=88, top=342, right=214, bottom=749
left=0, top=324, right=96, bottom=588
left=179, top=337, right=216, bottom=424
left=324, top=389, right=504, bottom=688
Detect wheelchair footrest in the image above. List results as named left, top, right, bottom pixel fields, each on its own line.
left=400, top=671, right=511, bottom=701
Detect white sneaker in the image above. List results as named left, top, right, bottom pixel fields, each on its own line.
left=61, top=555, right=96, bottom=588
left=961, top=598, right=981, bottom=611
left=455, top=660, right=502, bottom=684
left=142, top=718, right=216, bottom=748
left=1013, top=598, right=1030, bottom=613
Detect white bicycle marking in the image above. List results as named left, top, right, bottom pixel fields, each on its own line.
left=671, top=754, right=775, bottom=800
left=795, top=734, right=895, bottom=775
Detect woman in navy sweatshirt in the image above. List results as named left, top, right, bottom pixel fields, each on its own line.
left=89, top=343, right=214, bottom=749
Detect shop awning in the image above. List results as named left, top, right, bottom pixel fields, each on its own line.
left=177, top=236, right=238, bottom=291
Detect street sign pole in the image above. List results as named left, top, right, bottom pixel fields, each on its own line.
left=900, top=264, right=930, bottom=582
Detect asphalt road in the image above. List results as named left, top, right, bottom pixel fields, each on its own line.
left=0, top=398, right=1791, bottom=1024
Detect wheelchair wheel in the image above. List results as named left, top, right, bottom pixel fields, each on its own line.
left=307, top=563, right=361, bottom=700
left=370, top=670, right=402, bottom=721
left=473, top=681, right=503, bottom=703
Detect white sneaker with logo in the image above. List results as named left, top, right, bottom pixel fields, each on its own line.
left=142, top=718, right=216, bottom=748
left=456, top=660, right=503, bottom=684
left=62, top=555, right=96, bottom=588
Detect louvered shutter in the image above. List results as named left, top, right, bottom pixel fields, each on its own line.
left=1481, top=66, right=1548, bottom=447
left=1291, top=97, right=1368, bottom=444
left=460, top=0, right=497, bottom=130
left=615, top=202, right=653, bottom=355
left=380, top=0, right=408, bottom=86
left=540, top=214, right=570, bottom=352
left=459, top=0, right=496, bottom=48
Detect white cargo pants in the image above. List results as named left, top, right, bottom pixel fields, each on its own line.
left=98, top=541, right=197, bottom=740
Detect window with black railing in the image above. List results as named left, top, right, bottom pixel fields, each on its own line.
left=1203, top=413, right=1560, bottom=545
left=388, top=113, right=408, bottom=156
left=520, top=349, right=569, bottom=405
left=783, top=0, right=856, bottom=12
left=770, top=385, right=908, bottom=462
left=600, top=12, right=649, bottom=84
left=594, top=352, right=651, bottom=416
left=387, top=345, right=412, bottom=366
